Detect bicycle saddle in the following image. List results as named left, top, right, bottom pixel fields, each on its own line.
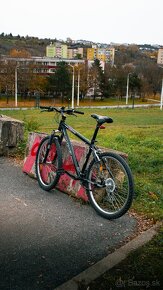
left=91, top=114, right=113, bottom=124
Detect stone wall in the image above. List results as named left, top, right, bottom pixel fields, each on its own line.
left=0, top=115, right=24, bottom=156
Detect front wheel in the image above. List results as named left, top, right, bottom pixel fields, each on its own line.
left=35, top=136, right=62, bottom=191
left=86, top=152, right=134, bottom=219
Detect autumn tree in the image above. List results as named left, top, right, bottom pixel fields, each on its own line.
left=17, top=64, right=47, bottom=99
left=88, top=59, right=105, bottom=100
left=77, top=63, right=88, bottom=99
left=9, top=48, right=31, bottom=58
left=136, top=61, right=162, bottom=97
left=1, top=49, right=32, bottom=101
left=0, top=59, right=15, bottom=103
left=103, top=65, right=129, bottom=98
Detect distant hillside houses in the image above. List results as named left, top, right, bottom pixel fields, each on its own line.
left=46, top=42, right=115, bottom=66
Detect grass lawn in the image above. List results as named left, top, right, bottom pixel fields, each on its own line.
left=0, top=106, right=162, bottom=288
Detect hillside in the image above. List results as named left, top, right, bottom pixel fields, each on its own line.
left=0, top=33, right=158, bottom=66
left=0, top=33, right=57, bottom=56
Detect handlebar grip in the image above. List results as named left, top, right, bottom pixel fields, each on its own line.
left=74, top=110, right=84, bottom=115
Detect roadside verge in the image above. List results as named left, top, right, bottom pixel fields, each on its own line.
left=55, top=222, right=161, bottom=290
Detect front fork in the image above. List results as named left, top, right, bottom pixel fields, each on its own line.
left=43, top=131, right=61, bottom=163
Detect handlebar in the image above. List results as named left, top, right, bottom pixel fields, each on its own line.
left=39, top=106, right=84, bottom=115
left=40, top=106, right=59, bottom=112
left=73, top=110, right=84, bottom=115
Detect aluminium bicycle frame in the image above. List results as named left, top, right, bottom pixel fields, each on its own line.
left=53, top=117, right=102, bottom=180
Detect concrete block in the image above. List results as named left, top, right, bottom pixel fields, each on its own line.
left=23, top=132, right=128, bottom=201
left=0, top=115, right=24, bottom=156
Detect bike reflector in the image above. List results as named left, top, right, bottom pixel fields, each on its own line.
left=99, top=125, right=105, bottom=129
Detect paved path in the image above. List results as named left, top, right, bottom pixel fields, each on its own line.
left=0, top=157, right=137, bottom=289
left=0, top=103, right=160, bottom=111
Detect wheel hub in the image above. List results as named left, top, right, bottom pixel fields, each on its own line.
left=105, top=178, right=115, bottom=193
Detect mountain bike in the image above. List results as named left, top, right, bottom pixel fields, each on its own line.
left=35, top=106, right=134, bottom=219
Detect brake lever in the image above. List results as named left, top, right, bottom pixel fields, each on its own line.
left=70, top=112, right=77, bottom=117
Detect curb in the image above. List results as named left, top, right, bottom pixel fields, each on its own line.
left=55, top=223, right=161, bottom=290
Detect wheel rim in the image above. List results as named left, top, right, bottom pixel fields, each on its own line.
left=88, top=156, right=130, bottom=216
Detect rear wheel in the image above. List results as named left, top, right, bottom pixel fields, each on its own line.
left=86, top=152, right=134, bottom=219
left=35, top=136, right=62, bottom=191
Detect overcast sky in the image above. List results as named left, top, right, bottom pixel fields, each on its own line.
left=1, top=0, right=163, bottom=45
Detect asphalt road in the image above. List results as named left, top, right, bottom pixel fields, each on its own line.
left=0, top=157, right=137, bottom=290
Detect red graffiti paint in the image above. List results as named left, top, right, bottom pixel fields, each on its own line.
left=23, top=134, right=88, bottom=201
left=31, top=142, right=40, bottom=156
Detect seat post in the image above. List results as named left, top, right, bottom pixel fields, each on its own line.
left=91, top=123, right=100, bottom=144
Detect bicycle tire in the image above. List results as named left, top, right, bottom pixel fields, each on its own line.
left=86, top=152, right=134, bottom=219
left=35, top=136, right=62, bottom=191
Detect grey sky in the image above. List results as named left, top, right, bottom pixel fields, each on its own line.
left=1, top=0, right=163, bottom=45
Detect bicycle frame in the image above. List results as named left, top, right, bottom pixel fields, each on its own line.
left=36, top=106, right=134, bottom=220
left=54, top=119, right=101, bottom=180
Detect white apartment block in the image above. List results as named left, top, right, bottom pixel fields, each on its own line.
left=0, top=56, right=85, bottom=74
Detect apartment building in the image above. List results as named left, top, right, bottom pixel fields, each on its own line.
left=46, top=43, right=56, bottom=57
left=87, top=48, right=96, bottom=61
left=67, top=48, right=73, bottom=59
left=157, top=48, right=163, bottom=65
left=97, top=48, right=106, bottom=62
left=45, top=42, right=115, bottom=65
left=105, top=47, right=115, bottom=65
left=46, top=42, right=68, bottom=59
left=86, top=46, right=115, bottom=65
left=69, top=48, right=78, bottom=59
left=78, top=47, right=85, bottom=58
left=68, top=47, right=89, bottom=59
left=0, top=56, right=85, bottom=75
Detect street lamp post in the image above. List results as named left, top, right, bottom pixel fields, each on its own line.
left=15, top=65, right=18, bottom=107
left=77, top=68, right=80, bottom=106
left=160, top=78, right=163, bottom=110
left=158, top=66, right=163, bottom=110
left=69, top=64, right=75, bottom=109
left=126, top=73, right=131, bottom=105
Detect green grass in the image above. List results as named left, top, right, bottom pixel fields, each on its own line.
left=1, top=107, right=163, bottom=221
